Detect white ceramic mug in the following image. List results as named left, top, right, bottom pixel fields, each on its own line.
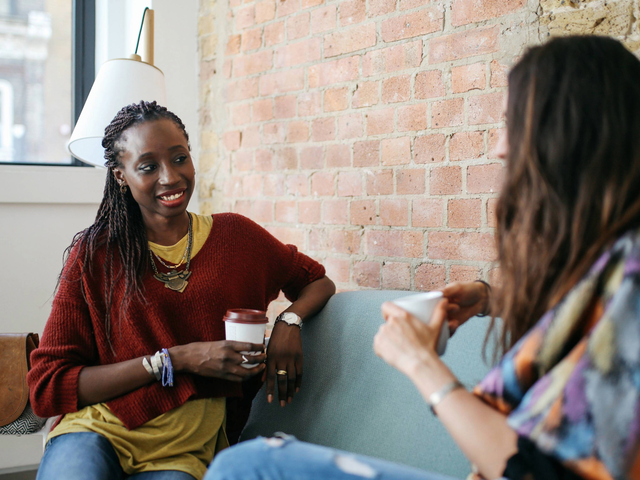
left=391, top=291, right=449, bottom=356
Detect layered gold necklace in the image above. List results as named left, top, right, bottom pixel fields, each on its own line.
left=148, top=213, right=193, bottom=293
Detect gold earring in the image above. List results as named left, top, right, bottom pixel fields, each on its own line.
left=120, top=184, right=128, bottom=194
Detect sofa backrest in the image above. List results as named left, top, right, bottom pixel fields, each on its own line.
left=240, top=290, right=494, bottom=479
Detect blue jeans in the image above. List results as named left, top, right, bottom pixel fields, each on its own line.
left=37, top=432, right=196, bottom=480
left=205, top=436, right=459, bottom=480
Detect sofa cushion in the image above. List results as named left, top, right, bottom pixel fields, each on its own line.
left=240, top=290, right=494, bottom=478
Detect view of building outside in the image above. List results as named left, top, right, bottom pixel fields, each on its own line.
left=0, top=0, right=72, bottom=164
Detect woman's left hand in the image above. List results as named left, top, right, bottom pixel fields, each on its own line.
left=263, top=321, right=303, bottom=407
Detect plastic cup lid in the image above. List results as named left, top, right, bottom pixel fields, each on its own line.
left=223, top=309, right=268, bottom=324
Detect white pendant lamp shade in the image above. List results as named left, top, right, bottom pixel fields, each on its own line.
left=67, top=58, right=166, bottom=167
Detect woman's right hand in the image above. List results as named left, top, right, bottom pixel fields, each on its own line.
left=169, top=341, right=266, bottom=382
left=441, top=281, right=490, bottom=335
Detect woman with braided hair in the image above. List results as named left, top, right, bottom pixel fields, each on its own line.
left=27, top=100, right=336, bottom=480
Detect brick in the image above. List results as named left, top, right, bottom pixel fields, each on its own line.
left=328, top=230, right=361, bottom=254
left=412, top=198, right=443, bottom=227
left=365, top=230, right=423, bottom=258
left=241, top=125, right=261, bottom=148
left=448, top=198, right=481, bottom=228
left=266, top=227, right=305, bottom=248
left=233, top=50, right=273, bottom=77
left=299, top=200, right=322, bottom=224
left=309, top=56, right=359, bottom=88
left=276, top=200, right=296, bottom=222
left=352, top=81, right=379, bottom=108
left=324, top=257, right=350, bottom=284
left=382, top=75, right=411, bottom=104
left=337, top=113, right=363, bottom=140
left=415, top=70, right=445, bottom=99
left=414, top=134, right=446, bottom=164
left=201, top=60, right=216, bottom=83
left=381, top=7, right=444, bottom=42
left=243, top=174, right=263, bottom=197
left=468, top=92, right=504, bottom=125
left=428, top=231, right=496, bottom=261
left=263, top=173, right=286, bottom=196
left=323, top=199, right=349, bottom=224
left=287, top=173, right=309, bottom=196
left=263, top=122, right=286, bottom=144
left=369, top=0, right=396, bottom=17
left=381, top=137, right=411, bottom=166
left=311, top=117, right=336, bottom=142
left=287, top=121, right=310, bottom=143
left=252, top=98, right=273, bottom=122
left=235, top=199, right=252, bottom=217
left=311, top=5, right=337, bottom=33
left=362, top=49, right=385, bottom=77
left=276, top=38, right=322, bottom=67
left=351, top=200, right=377, bottom=225
left=302, top=0, right=323, bottom=7
left=338, top=171, right=362, bottom=197
left=274, top=95, right=297, bottom=118
left=277, top=0, right=299, bottom=17
left=324, top=87, right=350, bottom=112
left=253, top=199, right=275, bottom=222
left=275, top=147, right=298, bottom=170
left=487, top=197, right=498, bottom=228
left=223, top=59, right=232, bottom=79
left=430, top=166, right=462, bottom=195
left=255, top=149, right=274, bottom=171
left=287, top=12, right=310, bottom=40
left=298, top=91, right=321, bottom=117
left=452, top=63, right=486, bottom=93
left=300, top=145, right=324, bottom=169
left=224, top=176, right=243, bottom=197
left=259, top=68, right=305, bottom=95
left=354, top=140, right=379, bottom=167
left=451, top=0, right=527, bottom=26
left=366, top=108, right=394, bottom=136
left=398, top=104, right=428, bottom=132
left=311, top=172, right=335, bottom=196
left=227, top=78, right=259, bottom=101
left=242, top=28, right=263, bottom=52
left=226, top=34, right=241, bottom=55
left=380, top=199, right=409, bottom=226
left=450, top=131, right=484, bottom=161
left=326, top=144, right=351, bottom=168
left=231, top=150, right=251, bottom=172
left=399, top=0, right=425, bottom=10
left=450, top=265, right=481, bottom=284
left=324, top=23, right=377, bottom=58
left=339, top=0, right=366, bottom=26
left=430, top=26, right=499, bottom=63
left=366, top=169, right=394, bottom=195
left=415, top=264, right=446, bottom=291
left=488, top=128, right=505, bottom=159
left=467, top=163, right=504, bottom=194
left=224, top=130, right=242, bottom=151
left=383, top=40, right=423, bottom=73
left=489, top=267, right=502, bottom=288
left=236, top=5, right=255, bottom=29
left=382, top=262, right=411, bottom=290
left=265, top=21, right=285, bottom=46
left=490, top=60, right=509, bottom=88
left=256, top=0, right=276, bottom=23
left=353, top=261, right=380, bottom=288
left=431, top=98, right=464, bottom=128
left=232, top=103, right=252, bottom=125
left=199, top=14, right=215, bottom=36
left=396, top=169, right=425, bottom=195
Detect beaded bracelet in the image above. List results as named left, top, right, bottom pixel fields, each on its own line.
left=474, top=280, right=492, bottom=317
left=161, top=348, right=174, bottom=387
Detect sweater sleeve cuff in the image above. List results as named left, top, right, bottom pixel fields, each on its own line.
left=282, top=246, right=326, bottom=302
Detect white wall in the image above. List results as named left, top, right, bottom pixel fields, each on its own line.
left=0, top=0, right=199, bottom=472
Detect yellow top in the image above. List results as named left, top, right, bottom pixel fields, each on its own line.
left=49, top=213, right=224, bottom=480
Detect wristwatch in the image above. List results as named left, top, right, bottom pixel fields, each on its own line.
left=275, top=312, right=302, bottom=329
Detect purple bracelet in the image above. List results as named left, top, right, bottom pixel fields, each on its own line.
left=161, top=348, right=174, bottom=387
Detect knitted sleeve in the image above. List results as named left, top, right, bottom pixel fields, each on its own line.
left=27, top=244, right=98, bottom=418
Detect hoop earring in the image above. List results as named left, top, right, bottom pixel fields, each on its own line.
left=120, top=184, right=128, bottom=194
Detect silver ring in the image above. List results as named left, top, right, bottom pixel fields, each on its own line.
left=242, top=355, right=249, bottom=364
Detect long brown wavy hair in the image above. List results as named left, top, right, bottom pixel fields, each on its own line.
left=490, top=36, right=640, bottom=355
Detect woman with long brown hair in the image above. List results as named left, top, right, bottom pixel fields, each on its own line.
left=205, top=35, right=640, bottom=480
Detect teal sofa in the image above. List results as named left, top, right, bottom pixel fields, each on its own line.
left=240, top=290, right=493, bottom=479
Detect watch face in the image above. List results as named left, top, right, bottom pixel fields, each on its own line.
left=281, top=312, right=301, bottom=325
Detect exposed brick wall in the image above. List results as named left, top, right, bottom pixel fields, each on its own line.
left=196, top=0, right=637, bottom=317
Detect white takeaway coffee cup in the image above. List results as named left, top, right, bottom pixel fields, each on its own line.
left=391, top=291, right=449, bottom=356
left=223, top=309, right=267, bottom=368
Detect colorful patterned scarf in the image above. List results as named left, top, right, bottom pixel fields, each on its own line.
left=474, top=230, right=640, bottom=480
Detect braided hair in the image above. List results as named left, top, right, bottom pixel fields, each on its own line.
left=62, top=101, right=190, bottom=352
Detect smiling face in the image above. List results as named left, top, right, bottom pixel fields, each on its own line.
left=112, top=118, right=195, bottom=226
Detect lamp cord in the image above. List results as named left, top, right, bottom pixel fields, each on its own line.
left=134, top=7, right=150, bottom=55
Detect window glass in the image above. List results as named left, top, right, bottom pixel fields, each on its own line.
left=0, top=0, right=72, bottom=164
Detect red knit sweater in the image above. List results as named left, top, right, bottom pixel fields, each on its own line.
left=27, top=213, right=325, bottom=430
